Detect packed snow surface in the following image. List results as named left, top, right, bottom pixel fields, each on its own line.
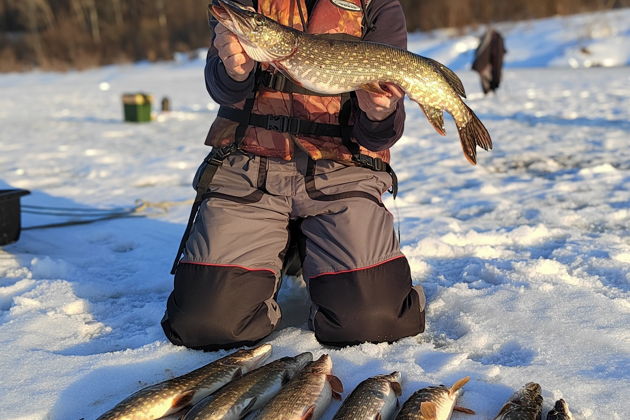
left=1, top=8, right=629, bottom=420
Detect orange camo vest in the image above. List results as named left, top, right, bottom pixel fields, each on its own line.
left=206, top=0, right=390, bottom=164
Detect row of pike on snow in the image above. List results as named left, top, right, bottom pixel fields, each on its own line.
left=95, top=344, right=573, bottom=420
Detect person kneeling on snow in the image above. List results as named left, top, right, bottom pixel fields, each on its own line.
left=161, top=0, right=425, bottom=350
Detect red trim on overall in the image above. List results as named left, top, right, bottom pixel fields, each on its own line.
left=181, top=261, right=276, bottom=275
left=310, top=255, right=405, bottom=279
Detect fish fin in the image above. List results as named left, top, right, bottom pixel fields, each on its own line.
left=271, top=62, right=304, bottom=87
left=233, top=367, right=243, bottom=379
left=375, top=413, right=382, bottom=420
left=456, top=105, right=492, bottom=165
left=332, top=391, right=342, bottom=400
left=171, top=390, right=195, bottom=409
left=281, top=371, right=292, bottom=385
left=390, top=381, right=402, bottom=397
left=454, top=405, right=476, bottom=414
left=327, top=375, right=344, bottom=393
left=495, top=403, right=511, bottom=417
left=449, top=376, right=471, bottom=395
left=419, top=104, right=446, bottom=136
left=360, top=82, right=390, bottom=95
left=301, top=404, right=316, bottom=420
left=425, top=57, right=467, bottom=98
left=242, top=396, right=258, bottom=414
left=420, top=401, right=438, bottom=419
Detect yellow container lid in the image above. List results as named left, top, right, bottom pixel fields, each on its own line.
left=122, top=93, right=153, bottom=105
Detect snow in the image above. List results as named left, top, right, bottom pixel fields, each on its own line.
left=408, top=8, right=630, bottom=70
left=1, top=8, right=629, bottom=420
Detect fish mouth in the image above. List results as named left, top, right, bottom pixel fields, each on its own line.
left=308, top=354, right=332, bottom=373
left=388, top=371, right=402, bottom=382
left=294, top=352, right=314, bottom=368
left=209, top=0, right=257, bottom=35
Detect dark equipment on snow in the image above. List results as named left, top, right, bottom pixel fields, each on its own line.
left=472, top=29, right=507, bottom=95
left=123, top=93, right=153, bottom=122
left=0, top=189, right=30, bottom=246
left=161, top=96, right=171, bottom=112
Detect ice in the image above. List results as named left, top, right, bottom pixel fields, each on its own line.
left=0, top=7, right=629, bottom=420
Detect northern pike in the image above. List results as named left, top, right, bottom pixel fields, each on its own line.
left=182, top=352, right=313, bottom=420
left=546, top=399, right=573, bottom=420
left=210, top=0, right=492, bottom=165
left=255, top=354, right=343, bottom=420
left=333, top=371, right=402, bottom=420
left=493, top=383, right=544, bottom=420
left=96, top=344, right=272, bottom=420
left=395, top=376, right=475, bottom=420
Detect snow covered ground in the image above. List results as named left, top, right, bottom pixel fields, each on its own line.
left=1, top=8, right=629, bottom=420
left=408, top=7, right=630, bottom=70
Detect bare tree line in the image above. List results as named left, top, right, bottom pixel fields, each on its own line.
left=400, top=0, right=630, bottom=31
left=1, top=0, right=629, bottom=72
left=0, top=0, right=208, bottom=71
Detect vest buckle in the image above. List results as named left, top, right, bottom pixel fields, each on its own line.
left=260, top=71, right=288, bottom=92
left=354, top=154, right=386, bottom=172
left=266, top=115, right=288, bottom=132
left=265, top=115, right=302, bottom=135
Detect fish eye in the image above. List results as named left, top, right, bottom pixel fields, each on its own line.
left=254, top=15, right=264, bottom=25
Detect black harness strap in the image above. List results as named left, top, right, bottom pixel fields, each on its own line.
left=217, top=95, right=399, bottom=198
left=304, top=158, right=384, bottom=207
left=339, top=93, right=399, bottom=198
left=218, top=106, right=344, bottom=138
left=257, top=70, right=337, bottom=97
left=170, top=92, right=257, bottom=274
left=359, top=0, right=375, bottom=38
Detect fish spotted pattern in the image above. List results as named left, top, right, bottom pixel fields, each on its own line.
left=255, top=354, right=343, bottom=420
left=210, top=0, right=492, bottom=165
left=493, top=383, right=544, bottom=420
left=96, top=344, right=272, bottom=420
left=182, top=352, right=313, bottom=420
left=396, top=376, right=474, bottom=420
left=333, top=371, right=402, bottom=420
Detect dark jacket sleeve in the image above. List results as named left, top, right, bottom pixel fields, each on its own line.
left=352, top=0, right=407, bottom=152
left=205, top=0, right=255, bottom=105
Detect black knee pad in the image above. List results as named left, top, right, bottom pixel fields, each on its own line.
left=309, top=257, right=425, bottom=347
left=162, top=263, right=279, bottom=351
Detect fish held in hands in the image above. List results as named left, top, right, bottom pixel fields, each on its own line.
left=210, top=0, right=492, bottom=165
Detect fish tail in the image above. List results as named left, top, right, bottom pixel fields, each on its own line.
left=449, top=376, right=471, bottom=396
left=457, top=104, right=492, bottom=165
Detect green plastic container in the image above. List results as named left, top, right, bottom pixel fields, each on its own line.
left=123, top=93, right=153, bottom=123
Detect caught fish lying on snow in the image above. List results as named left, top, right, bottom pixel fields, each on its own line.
left=493, top=382, right=544, bottom=420
left=255, top=354, right=343, bottom=420
left=395, top=376, right=475, bottom=420
left=333, top=371, right=402, bottom=420
left=96, top=344, right=272, bottom=420
left=209, top=0, right=493, bottom=165
left=546, top=399, right=573, bottom=420
left=182, top=352, right=313, bottom=420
